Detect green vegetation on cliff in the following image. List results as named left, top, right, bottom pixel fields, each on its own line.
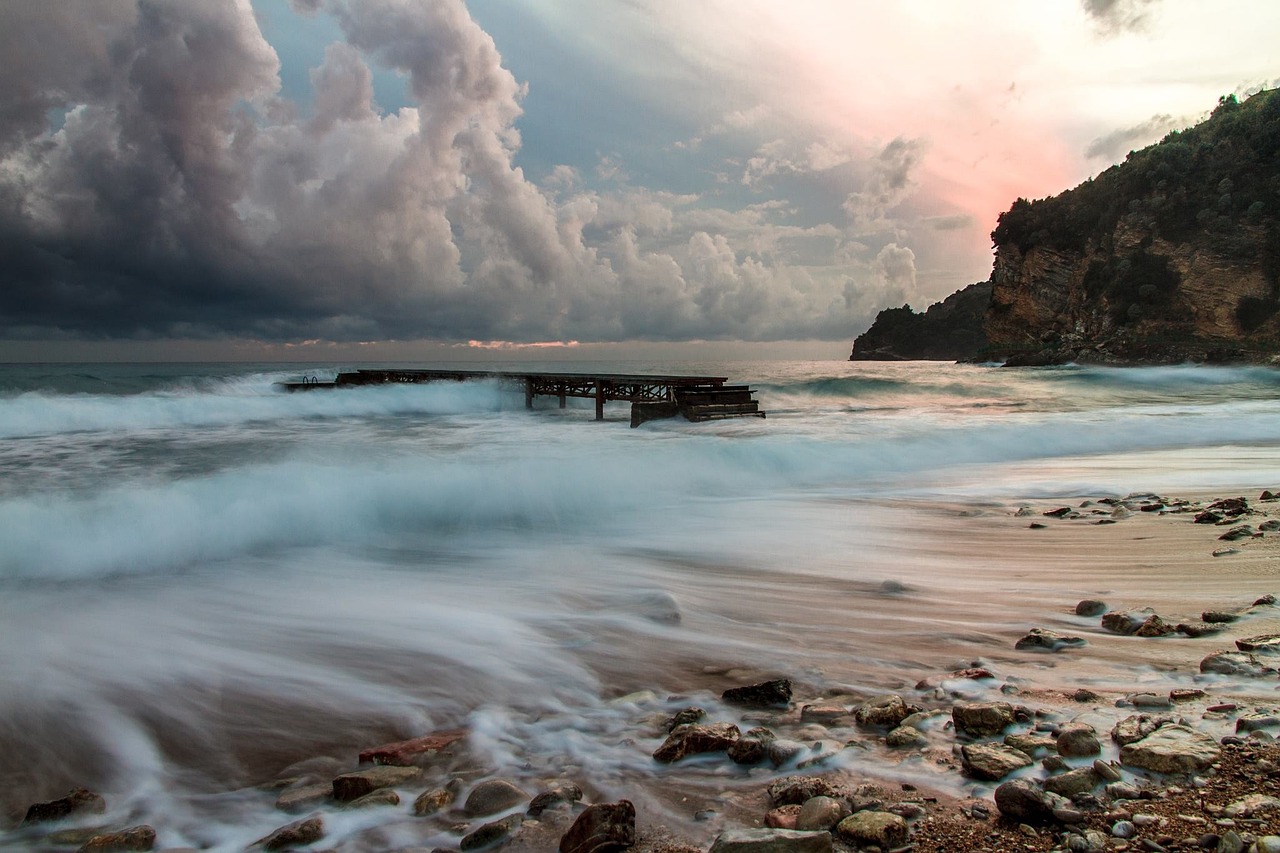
left=991, top=89, right=1280, bottom=336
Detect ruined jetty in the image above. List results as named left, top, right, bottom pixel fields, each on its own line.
left=278, top=369, right=766, bottom=427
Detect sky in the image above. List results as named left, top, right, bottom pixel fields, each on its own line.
left=1, top=0, right=1279, bottom=362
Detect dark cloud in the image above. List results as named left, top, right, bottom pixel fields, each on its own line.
left=0, top=0, right=917, bottom=345
left=1085, top=113, right=1182, bottom=160
left=1081, top=0, right=1161, bottom=33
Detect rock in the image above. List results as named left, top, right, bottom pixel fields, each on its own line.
left=1236, top=713, right=1280, bottom=733
left=1170, top=688, right=1207, bottom=703
left=722, top=679, right=792, bottom=708
left=1016, top=627, right=1086, bottom=651
left=1135, top=615, right=1176, bottom=637
left=952, top=701, right=1015, bottom=737
left=1203, top=611, right=1241, bottom=623
left=709, top=828, right=832, bottom=852
left=274, top=783, right=331, bottom=813
left=464, top=779, right=530, bottom=817
left=728, top=728, right=775, bottom=765
left=653, top=722, right=740, bottom=763
left=345, top=789, right=400, bottom=809
left=1200, top=650, right=1274, bottom=676
left=528, top=784, right=584, bottom=817
left=1218, top=830, right=1245, bottom=853
left=1093, top=759, right=1123, bottom=782
left=414, top=787, right=457, bottom=816
left=1257, top=594, right=1279, bottom=606
left=1119, top=725, right=1221, bottom=773
left=1044, top=767, right=1101, bottom=798
left=1219, top=525, right=1255, bottom=541
left=1106, top=781, right=1142, bottom=800
left=1178, top=622, right=1226, bottom=637
left=1262, top=520, right=1280, bottom=532
left=994, top=778, right=1056, bottom=825
left=1005, top=732, right=1056, bottom=755
left=886, top=725, right=926, bottom=748
left=77, top=826, right=156, bottom=852
left=961, top=743, right=1034, bottom=780
left=1058, top=724, right=1102, bottom=757
left=1111, top=714, right=1171, bottom=746
left=1076, top=599, right=1108, bottom=617
left=1102, top=611, right=1146, bottom=635
left=1209, top=497, right=1249, bottom=516
left=559, top=801, right=636, bottom=853
left=1044, top=507, right=1073, bottom=518
left=23, top=788, right=107, bottom=825
left=799, top=704, right=849, bottom=724
left=853, top=694, right=909, bottom=728
left=765, top=805, right=802, bottom=829
left=463, top=814, right=524, bottom=851
left=331, top=765, right=422, bottom=802
left=767, top=776, right=838, bottom=807
left=1257, top=836, right=1280, bottom=853
left=1129, top=692, right=1174, bottom=709
left=358, top=728, right=466, bottom=766
left=665, top=707, right=706, bottom=731
left=253, top=816, right=324, bottom=851
left=1196, top=511, right=1225, bottom=524
left=1111, top=819, right=1136, bottom=838
left=767, top=739, right=808, bottom=767
left=1237, top=634, right=1280, bottom=654
left=1225, top=793, right=1280, bottom=818
left=795, top=796, right=851, bottom=832
left=834, top=811, right=908, bottom=850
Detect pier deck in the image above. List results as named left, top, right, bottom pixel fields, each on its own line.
left=279, top=368, right=766, bottom=425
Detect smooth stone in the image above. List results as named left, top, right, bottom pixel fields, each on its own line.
left=1106, top=781, right=1142, bottom=800
left=1076, top=599, right=1108, bottom=617
left=653, top=722, right=740, bottom=763
left=1200, top=651, right=1274, bottom=676
left=799, top=704, right=849, bottom=724
left=953, top=701, right=1015, bottom=737
left=274, top=783, right=332, bottom=813
left=1236, top=713, right=1280, bottom=732
left=961, top=742, right=1033, bottom=780
left=464, top=779, right=530, bottom=817
left=1015, top=627, right=1086, bottom=651
left=1005, top=732, right=1056, bottom=755
left=853, top=694, right=909, bottom=728
left=1112, top=819, right=1136, bottom=838
left=1255, top=836, right=1280, bottom=853
left=528, top=784, right=584, bottom=817
left=558, top=800, right=636, bottom=853
left=834, top=811, right=908, bottom=850
left=1058, top=725, right=1102, bottom=757
left=1120, top=725, right=1221, bottom=774
left=1043, top=767, right=1101, bottom=798
left=994, top=778, right=1056, bottom=825
left=332, top=765, right=422, bottom=802
left=1093, top=759, right=1123, bottom=782
left=253, top=816, right=324, bottom=851
left=414, top=787, right=457, bottom=816
left=345, top=789, right=400, bottom=809
left=709, top=828, right=833, bottom=853
left=795, top=796, right=851, bottom=832
left=1112, top=714, right=1171, bottom=746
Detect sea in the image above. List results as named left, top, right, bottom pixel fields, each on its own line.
left=3, top=359, right=1280, bottom=849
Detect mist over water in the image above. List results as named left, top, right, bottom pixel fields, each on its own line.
left=4, top=360, right=1280, bottom=848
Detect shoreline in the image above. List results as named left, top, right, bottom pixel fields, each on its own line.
left=9, top=490, right=1280, bottom=851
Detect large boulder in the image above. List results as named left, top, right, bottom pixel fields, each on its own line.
left=994, top=778, right=1056, bottom=825
left=1119, top=725, right=1221, bottom=774
left=464, top=779, right=529, bottom=817
left=559, top=800, right=636, bottom=853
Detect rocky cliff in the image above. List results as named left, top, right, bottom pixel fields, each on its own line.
left=849, top=281, right=991, bottom=361
left=985, top=89, right=1280, bottom=365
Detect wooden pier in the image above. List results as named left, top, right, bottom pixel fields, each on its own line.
left=278, top=368, right=766, bottom=426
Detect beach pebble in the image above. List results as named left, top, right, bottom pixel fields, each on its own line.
left=463, top=779, right=529, bottom=816
left=1094, top=759, right=1123, bottom=782
left=799, top=704, right=848, bottom=724
left=1224, top=793, right=1280, bottom=818
left=728, top=727, right=775, bottom=765
left=1112, top=714, right=1172, bottom=745
left=1135, top=615, right=1177, bottom=637
left=559, top=801, right=636, bottom=853
left=886, top=725, right=926, bottom=748
left=1255, top=836, right=1280, bottom=853
left=765, top=805, right=802, bottom=830
left=1113, top=819, right=1137, bottom=838
left=767, top=776, right=838, bottom=807
left=345, top=789, right=400, bottom=809
left=1043, top=766, right=1101, bottom=797
left=414, top=787, right=456, bottom=816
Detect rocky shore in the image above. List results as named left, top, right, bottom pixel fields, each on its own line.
left=8, top=491, right=1280, bottom=853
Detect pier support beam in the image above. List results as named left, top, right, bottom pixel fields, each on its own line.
left=524, top=379, right=534, bottom=409
left=595, top=382, right=605, bottom=420
left=558, top=383, right=566, bottom=408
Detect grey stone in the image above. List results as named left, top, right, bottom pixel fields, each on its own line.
left=1111, top=714, right=1171, bottom=746
left=558, top=800, right=636, bottom=853
left=961, top=743, right=1033, bottom=780
left=653, top=721, right=740, bottom=763
left=1057, top=725, right=1102, bottom=757
left=795, top=796, right=850, bottom=832
left=1236, top=713, right=1280, bottom=733
left=1093, top=759, right=1122, bottom=782
left=1043, top=767, right=1100, bottom=798
left=1201, top=650, right=1274, bottom=676
left=994, top=778, right=1055, bottom=825
left=461, top=814, right=523, bottom=851
left=834, top=811, right=908, bottom=850
left=464, top=779, right=529, bottom=817
left=1112, top=819, right=1136, bottom=838
left=331, top=765, right=422, bottom=802
left=1224, top=793, right=1280, bottom=818
left=1015, top=627, right=1086, bottom=651
left=886, top=725, right=926, bottom=748
left=708, top=828, right=832, bottom=853
left=253, top=817, right=324, bottom=851
left=1119, top=724, right=1221, bottom=774
left=1076, top=599, right=1107, bottom=617
left=853, top=694, right=909, bottom=728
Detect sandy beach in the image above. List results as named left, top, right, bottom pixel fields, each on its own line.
left=10, top=487, right=1280, bottom=852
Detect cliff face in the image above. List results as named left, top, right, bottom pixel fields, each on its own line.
left=984, top=89, right=1280, bottom=365
left=849, top=281, right=991, bottom=361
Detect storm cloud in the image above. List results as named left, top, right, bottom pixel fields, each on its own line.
left=0, top=0, right=913, bottom=345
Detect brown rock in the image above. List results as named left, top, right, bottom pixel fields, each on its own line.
left=528, top=784, right=584, bottom=817
left=23, top=788, right=107, bottom=825
left=358, top=728, right=466, bottom=766
left=274, top=783, right=331, bottom=813
left=1237, top=633, right=1280, bottom=653
left=414, top=787, right=456, bottom=816
left=464, top=779, right=529, bottom=817
left=721, top=679, right=792, bottom=708
left=558, top=800, right=636, bottom=853
left=1119, top=725, right=1221, bottom=773
left=764, top=804, right=802, bottom=830
left=331, top=765, right=422, bottom=802
left=1134, top=614, right=1176, bottom=637
left=653, top=722, right=740, bottom=763
left=960, top=742, right=1034, bottom=780
left=766, top=776, right=839, bottom=806
left=76, top=825, right=156, bottom=853
left=253, top=816, right=324, bottom=851
left=952, top=701, right=1015, bottom=738
left=853, top=694, right=909, bottom=728
left=835, top=811, right=908, bottom=849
